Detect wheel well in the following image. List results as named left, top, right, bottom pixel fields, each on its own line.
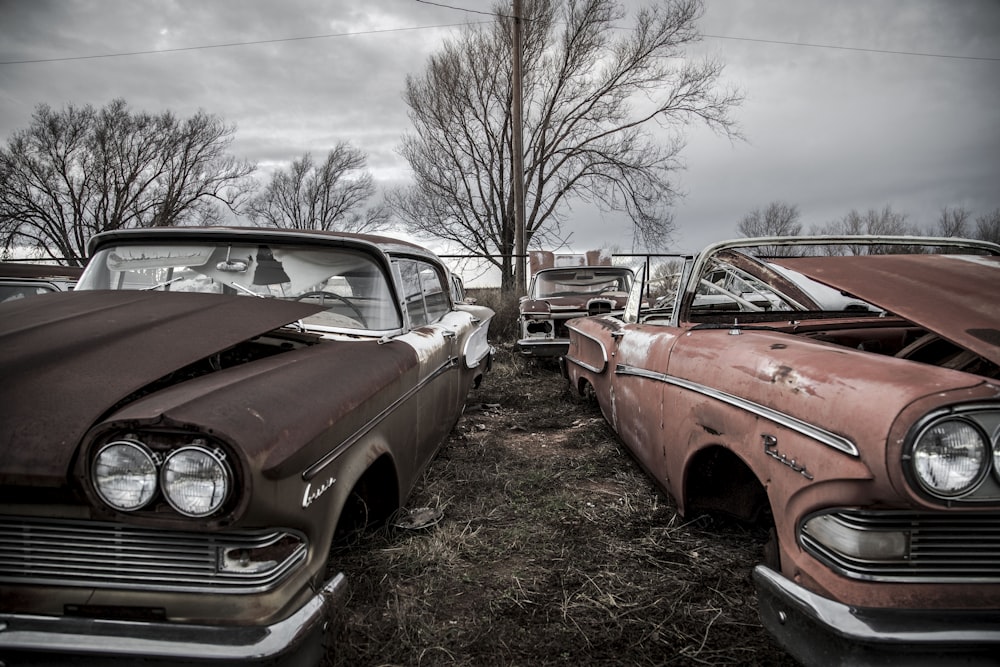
left=334, top=454, right=400, bottom=539
left=685, top=446, right=769, bottom=524
left=576, top=377, right=597, bottom=402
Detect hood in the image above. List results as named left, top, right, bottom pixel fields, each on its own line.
left=0, top=290, right=323, bottom=487
left=773, top=254, right=1000, bottom=366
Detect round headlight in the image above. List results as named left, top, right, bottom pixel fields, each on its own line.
left=994, top=425, right=1000, bottom=484
left=93, top=440, right=157, bottom=511
left=161, top=446, right=231, bottom=517
left=912, top=419, right=988, bottom=498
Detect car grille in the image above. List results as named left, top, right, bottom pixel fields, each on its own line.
left=801, top=510, right=1000, bottom=583
left=0, top=516, right=307, bottom=594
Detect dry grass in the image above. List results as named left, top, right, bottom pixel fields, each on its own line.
left=326, top=296, right=795, bottom=665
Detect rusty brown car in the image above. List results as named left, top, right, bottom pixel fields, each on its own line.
left=0, top=227, right=493, bottom=666
left=562, top=235, right=1000, bottom=665
left=517, top=263, right=634, bottom=357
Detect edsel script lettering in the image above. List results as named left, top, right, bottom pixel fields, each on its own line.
left=302, top=477, right=336, bottom=508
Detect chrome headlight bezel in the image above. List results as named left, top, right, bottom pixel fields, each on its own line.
left=910, top=417, right=989, bottom=498
left=89, top=432, right=237, bottom=519
left=903, top=407, right=1000, bottom=504
left=993, top=423, right=1000, bottom=486
left=161, top=445, right=233, bottom=518
left=92, top=439, right=159, bottom=512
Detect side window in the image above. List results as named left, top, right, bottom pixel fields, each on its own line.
left=394, top=258, right=451, bottom=327
left=418, top=264, right=451, bottom=323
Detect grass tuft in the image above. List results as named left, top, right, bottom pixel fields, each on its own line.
left=326, top=339, right=794, bottom=666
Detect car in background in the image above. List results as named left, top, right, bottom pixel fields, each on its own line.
left=450, top=271, right=476, bottom=304
left=0, top=227, right=493, bottom=666
left=0, top=262, right=83, bottom=302
left=517, top=264, right=633, bottom=357
left=562, top=235, right=1000, bottom=666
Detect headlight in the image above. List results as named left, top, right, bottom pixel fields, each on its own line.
left=92, top=440, right=158, bottom=511
left=994, top=424, right=1000, bottom=485
left=911, top=418, right=988, bottom=498
left=161, top=446, right=232, bottom=517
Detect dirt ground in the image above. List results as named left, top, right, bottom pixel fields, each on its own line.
left=327, top=344, right=797, bottom=666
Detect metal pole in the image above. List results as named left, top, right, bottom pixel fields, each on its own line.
left=511, top=0, right=526, bottom=293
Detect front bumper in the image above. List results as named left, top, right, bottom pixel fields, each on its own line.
left=0, top=573, right=348, bottom=666
left=754, top=565, right=1000, bottom=666
left=515, top=338, right=569, bottom=357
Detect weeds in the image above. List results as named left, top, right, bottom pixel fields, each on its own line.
left=326, top=343, right=794, bottom=666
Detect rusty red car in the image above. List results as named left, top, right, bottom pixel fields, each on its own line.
left=562, top=235, right=1000, bottom=665
left=0, top=227, right=493, bottom=666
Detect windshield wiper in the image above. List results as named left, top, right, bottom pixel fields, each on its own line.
left=229, top=281, right=266, bottom=298
left=142, top=277, right=185, bottom=291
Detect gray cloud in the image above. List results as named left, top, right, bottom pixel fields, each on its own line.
left=1, top=0, right=998, bottom=262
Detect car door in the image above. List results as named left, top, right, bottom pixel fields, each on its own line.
left=609, top=264, right=685, bottom=491
left=393, top=257, right=462, bottom=467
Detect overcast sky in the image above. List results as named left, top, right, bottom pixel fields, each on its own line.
left=1, top=0, right=998, bottom=265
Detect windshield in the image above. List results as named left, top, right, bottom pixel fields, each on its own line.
left=77, top=241, right=403, bottom=332
left=532, top=268, right=632, bottom=299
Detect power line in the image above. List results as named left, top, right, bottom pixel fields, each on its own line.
left=414, top=0, right=510, bottom=18
left=1, top=18, right=996, bottom=66
left=0, top=22, right=489, bottom=66
left=703, top=33, right=1000, bottom=62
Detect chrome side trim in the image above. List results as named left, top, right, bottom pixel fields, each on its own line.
left=303, top=347, right=457, bottom=481
left=615, top=363, right=859, bottom=457
left=563, top=323, right=609, bottom=374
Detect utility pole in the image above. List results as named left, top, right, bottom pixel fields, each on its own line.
left=511, top=0, right=526, bottom=293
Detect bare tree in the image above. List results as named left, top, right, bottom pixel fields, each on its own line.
left=391, top=0, right=742, bottom=290
left=245, top=145, right=389, bottom=233
left=0, top=99, right=255, bottom=265
left=737, top=201, right=801, bottom=256
left=935, top=206, right=970, bottom=237
left=974, top=208, right=1000, bottom=245
left=811, top=206, right=915, bottom=255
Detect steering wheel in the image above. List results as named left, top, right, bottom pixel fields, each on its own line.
left=294, top=291, right=368, bottom=328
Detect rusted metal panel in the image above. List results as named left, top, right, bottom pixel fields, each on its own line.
left=775, top=254, right=1000, bottom=364
left=528, top=249, right=613, bottom=275
left=0, top=227, right=495, bottom=663
left=564, top=237, right=1000, bottom=664
left=0, top=291, right=323, bottom=487
left=96, top=339, right=420, bottom=478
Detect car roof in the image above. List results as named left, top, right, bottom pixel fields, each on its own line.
left=0, top=263, right=84, bottom=280
left=87, top=226, right=437, bottom=262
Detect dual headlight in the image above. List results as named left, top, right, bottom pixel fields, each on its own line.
left=909, top=415, right=1000, bottom=500
left=92, top=438, right=233, bottom=517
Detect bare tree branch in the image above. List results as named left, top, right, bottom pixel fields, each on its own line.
left=245, top=144, right=389, bottom=234
left=390, top=0, right=742, bottom=290
left=975, top=209, right=1000, bottom=244
left=0, top=99, right=254, bottom=265
left=738, top=201, right=802, bottom=256
left=811, top=206, right=916, bottom=255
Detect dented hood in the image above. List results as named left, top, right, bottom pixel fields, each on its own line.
left=773, top=253, right=1000, bottom=365
left=0, top=290, right=322, bottom=486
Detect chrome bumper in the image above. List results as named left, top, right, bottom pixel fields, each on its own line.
left=515, top=338, right=569, bottom=357
left=0, top=572, right=347, bottom=666
left=754, top=565, right=1000, bottom=666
